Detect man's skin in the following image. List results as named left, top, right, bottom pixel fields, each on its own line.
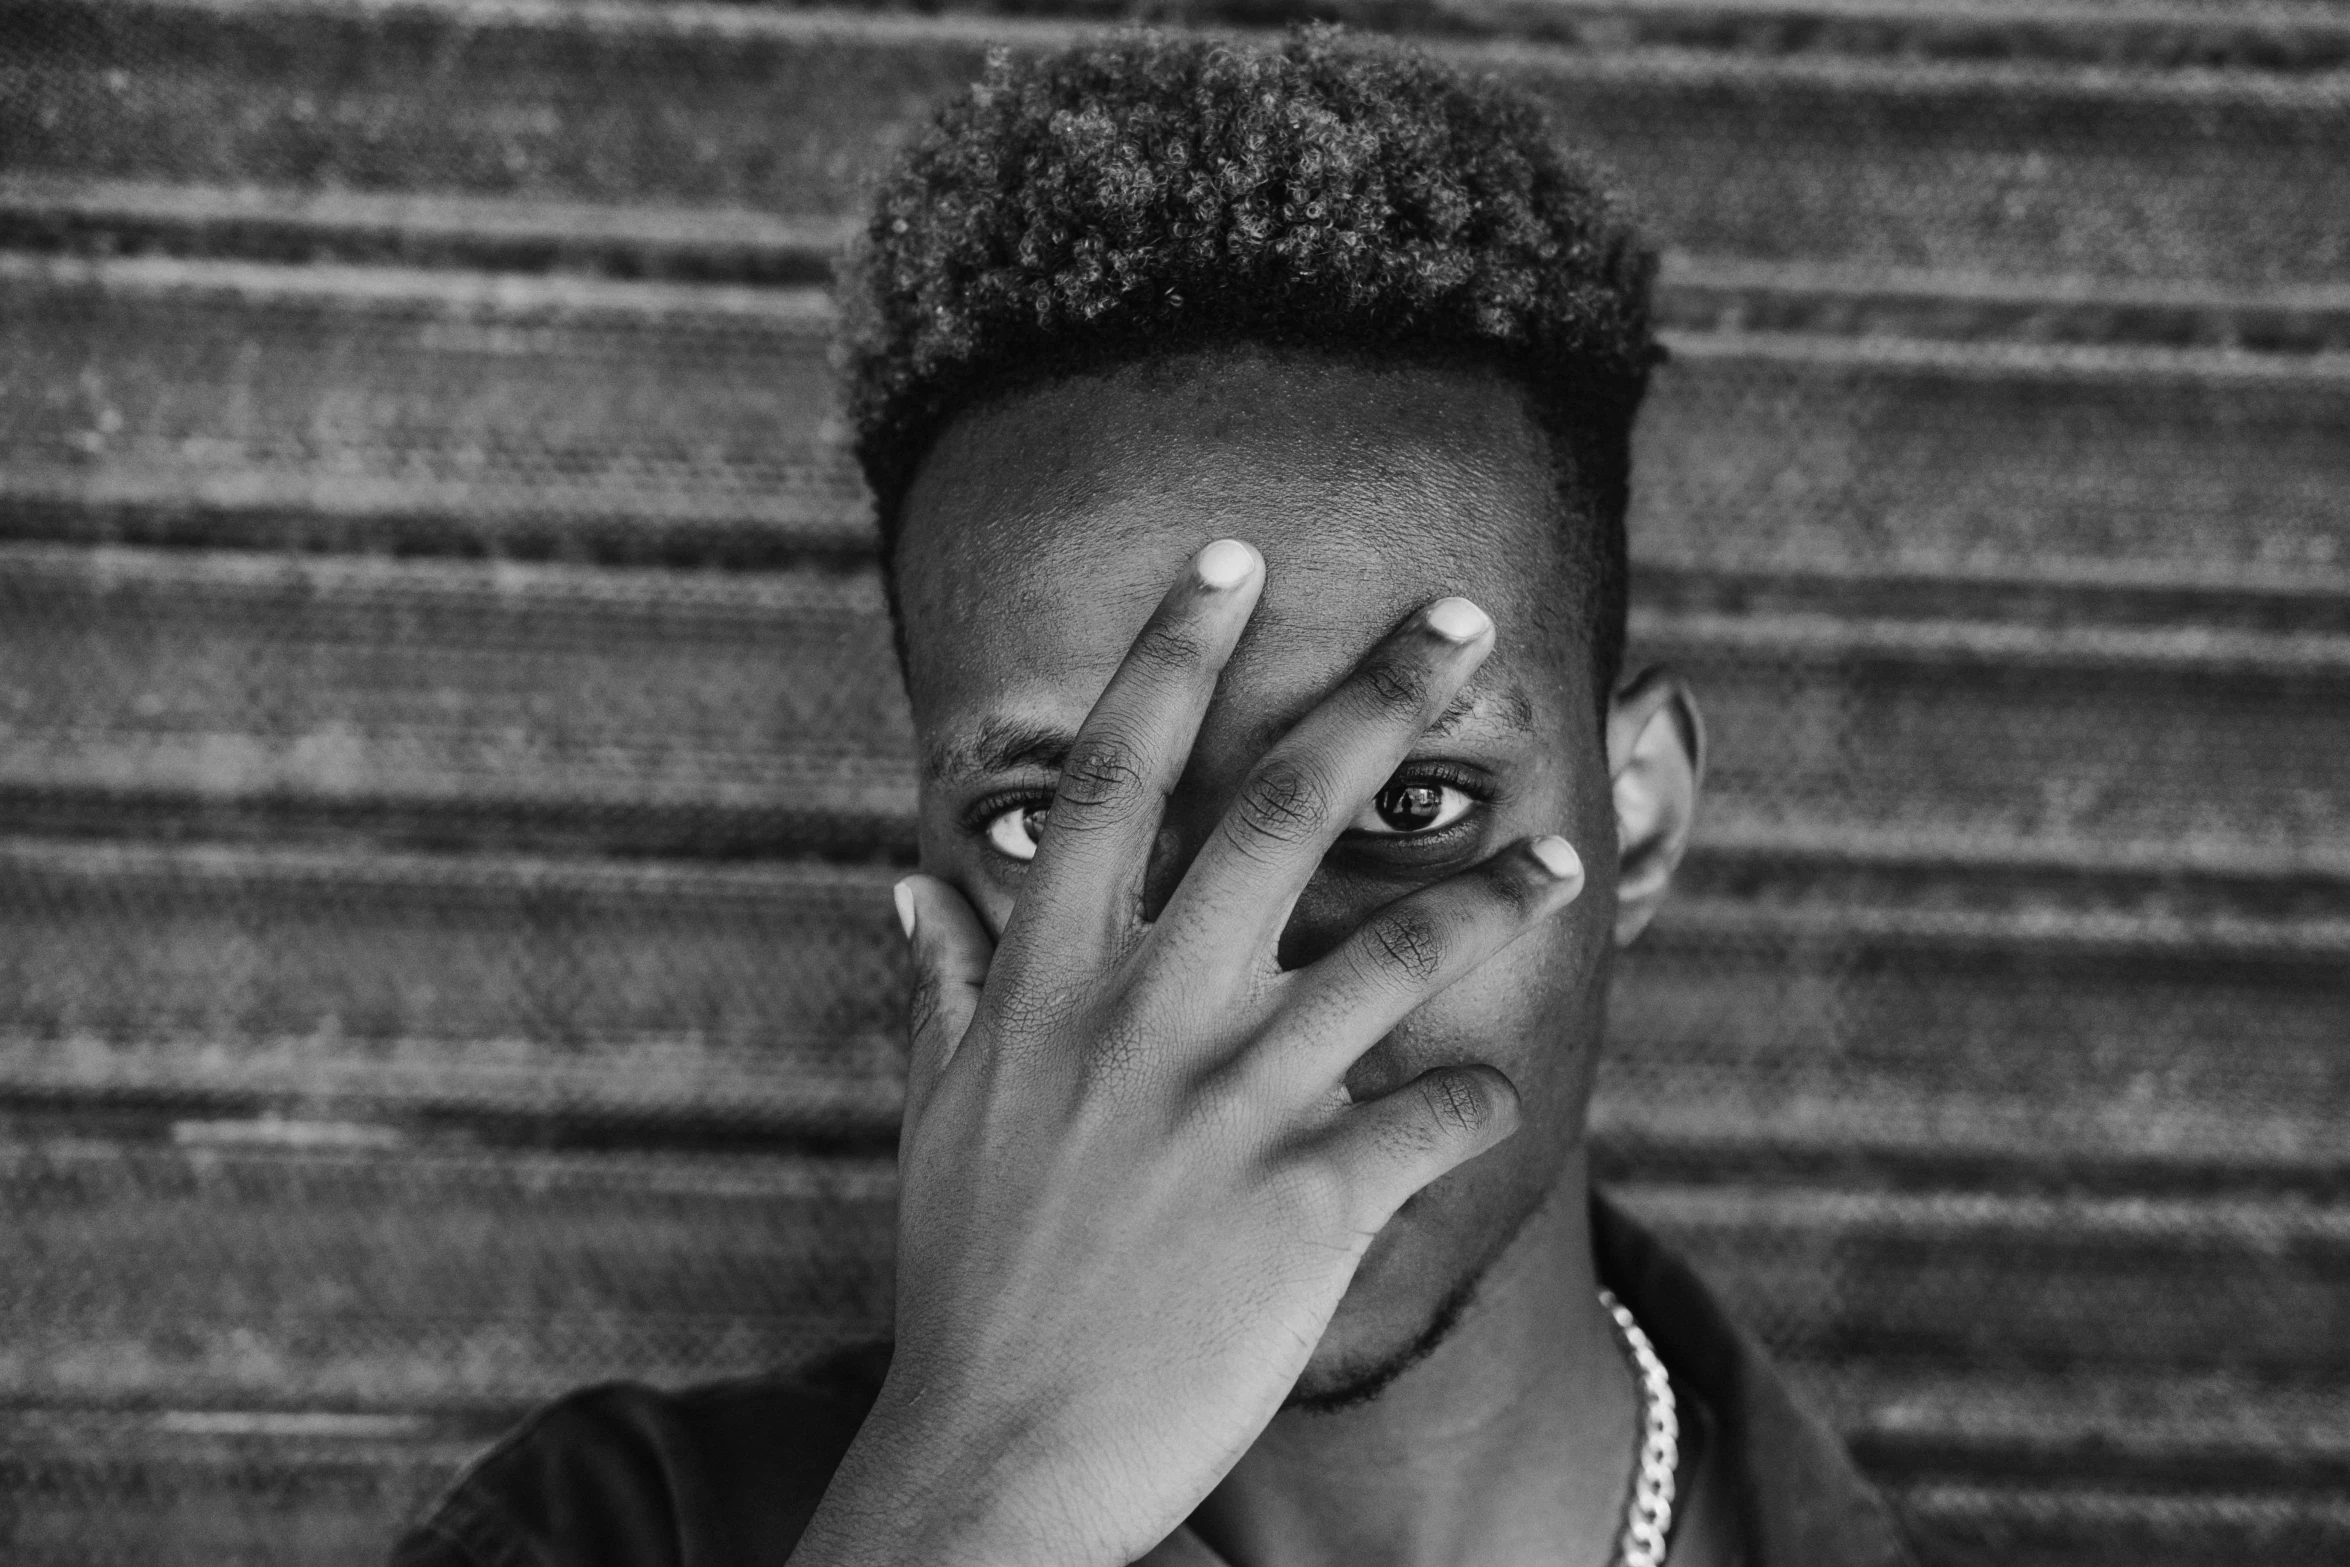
left=791, top=345, right=1715, bottom=1567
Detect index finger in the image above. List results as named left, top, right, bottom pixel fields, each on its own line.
left=998, top=538, right=1265, bottom=970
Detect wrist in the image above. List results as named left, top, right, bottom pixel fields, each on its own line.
left=790, top=1381, right=1115, bottom=1567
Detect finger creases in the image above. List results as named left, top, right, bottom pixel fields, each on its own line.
left=1154, top=600, right=1497, bottom=961
left=1007, top=542, right=1264, bottom=956
left=1052, top=732, right=1154, bottom=819
left=1260, top=836, right=1585, bottom=1090
left=1328, top=1063, right=1524, bottom=1228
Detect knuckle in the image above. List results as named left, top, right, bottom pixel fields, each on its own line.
left=1362, top=651, right=1434, bottom=712
left=1131, top=616, right=1212, bottom=675
left=905, top=971, right=948, bottom=1043
left=1419, top=1069, right=1493, bottom=1139
left=1277, top=1152, right=1356, bottom=1234
left=1055, top=735, right=1150, bottom=818
left=1185, top=1062, right=1260, bottom=1140
left=1074, top=994, right=1164, bottom=1093
left=1224, top=759, right=1329, bottom=855
left=1362, top=906, right=1448, bottom=989
left=1275, top=994, right=1348, bottom=1071
left=989, top=978, right=1075, bottom=1042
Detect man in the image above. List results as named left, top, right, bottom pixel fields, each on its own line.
left=396, top=28, right=1932, bottom=1567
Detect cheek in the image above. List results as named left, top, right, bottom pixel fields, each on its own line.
left=916, top=811, right=1024, bottom=939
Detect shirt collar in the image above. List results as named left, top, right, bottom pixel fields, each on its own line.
left=1134, top=1191, right=1917, bottom=1567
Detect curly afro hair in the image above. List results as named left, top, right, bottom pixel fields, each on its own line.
left=839, top=25, right=1661, bottom=703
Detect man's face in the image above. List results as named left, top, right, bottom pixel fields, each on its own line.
left=893, top=346, right=1622, bottom=1400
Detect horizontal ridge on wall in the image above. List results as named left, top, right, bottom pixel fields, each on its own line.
left=4, top=830, right=2343, bottom=1187
left=12, top=176, right=2350, bottom=356
left=9, top=0, right=2348, bottom=284
left=5, top=1131, right=2339, bottom=1405
left=6, top=5, right=2343, bottom=1562
left=9, top=254, right=2346, bottom=584
left=2, top=543, right=2339, bottom=862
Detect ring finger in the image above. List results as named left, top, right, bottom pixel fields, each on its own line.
left=1265, top=834, right=1585, bottom=1096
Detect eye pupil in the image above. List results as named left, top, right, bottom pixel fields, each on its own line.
left=1374, top=783, right=1444, bottom=832
left=1022, top=805, right=1049, bottom=844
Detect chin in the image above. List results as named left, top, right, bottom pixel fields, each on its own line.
left=1280, top=1193, right=1492, bottom=1414
left=1284, top=1266, right=1483, bottom=1414
left=1283, top=1157, right=1560, bottom=1414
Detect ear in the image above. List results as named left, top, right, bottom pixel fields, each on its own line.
left=1607, top=665, right=1705, bottom=948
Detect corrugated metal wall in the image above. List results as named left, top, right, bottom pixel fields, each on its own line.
left=2, top=2, right=2346, bottom=1562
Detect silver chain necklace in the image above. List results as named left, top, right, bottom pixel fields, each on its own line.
left=1597, top=1289, right=1679, bottom=1567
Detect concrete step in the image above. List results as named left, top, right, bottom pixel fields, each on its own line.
left=10, top=0, right=2349, bottom=286
left=3, top=544, right=2341, bottom=864
left=3, top=834, right=2343, bottom=1185
left=8, top=254, right=2345, bottom=582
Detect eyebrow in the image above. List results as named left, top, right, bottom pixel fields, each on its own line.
left=926, top=678, right=1540, bottom=785
left=1424, top=680, right=1537, bottom=741
left=926, top=716, right=1073, bottom=784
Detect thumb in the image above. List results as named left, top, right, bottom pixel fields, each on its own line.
left=895, top=873, right=993, bottom=1127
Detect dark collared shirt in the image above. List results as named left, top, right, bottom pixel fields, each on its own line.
left=394, top=1194, right=1951, bottom=1567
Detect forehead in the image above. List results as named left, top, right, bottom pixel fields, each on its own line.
left=893, top=347, right=1583, bottom=756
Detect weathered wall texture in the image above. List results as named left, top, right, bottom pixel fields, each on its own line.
left=2, top=1, right=2345, bottom=1561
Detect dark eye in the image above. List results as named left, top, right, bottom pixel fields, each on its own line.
left=982, top=801, right=1049, bottom=862
left=1348, top=780, right=1474, bottom=837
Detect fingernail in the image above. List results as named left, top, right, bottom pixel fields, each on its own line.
left=1426, top=597, right=1492, bottom=643
left=892, top=879, right=918, bottom=940
left=1529, top=836, right=1582, bottom=882
left=1196, top=539, right=1257, bottom=591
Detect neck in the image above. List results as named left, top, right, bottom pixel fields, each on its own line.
left=1192, top=1161, right=1635, bottom=1567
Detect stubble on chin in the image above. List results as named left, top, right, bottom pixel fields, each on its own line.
left=1280, top=1269, right=1484, bottom=1415
left=1278, top=1176, right=1560, bottom=1415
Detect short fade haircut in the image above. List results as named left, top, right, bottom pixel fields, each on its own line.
left=839, top=26, right=1661, bottom=705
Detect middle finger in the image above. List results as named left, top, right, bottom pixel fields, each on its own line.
left=1001, top=538, right=1266, bottom=967
left=1150, top=596, right=1495, bottom=982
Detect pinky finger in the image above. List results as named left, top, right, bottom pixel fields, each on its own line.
left=1324, top=1063, right=1525, bottom=1233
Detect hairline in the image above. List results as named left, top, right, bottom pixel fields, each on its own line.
left=878, top=337, right=1628, bottom=724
